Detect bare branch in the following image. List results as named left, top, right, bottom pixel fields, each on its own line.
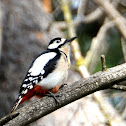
left=52, top=7, right=104, bottom=30
left=121, top=37, right=126, bottom=62
left=1, top=63, right=126, bottom=126
left=100, top=54, right=126, bottom=91
left=80, top=7, right=104, bottom=24
left=111, top=84, right=126, bottom=91
left=61, top=0, right=89, bottom=78
left=77, top=0, right=89, bottom=16
left=85, top=20, right=114, bottom=72
left=94, top=0, right=126, bottom=40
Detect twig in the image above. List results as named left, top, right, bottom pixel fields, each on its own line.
left=1, top=63, right=126, bottom=126
left=52, top=7, right=104, bottom=30
left=111, top=84, right=126, bottom=91
left=77, top=0, right=88, bottom=16
left=121, top=37, right=126, bottom=62
left=85, top=20, right=114, bottom=72
left=61, top=0, right=89, bottom=78
left=100, top=54, right=126, bottom=91
left=94, top=0, right=126, bottom=40
left=86, top=0, right=120, bottom=70
left=118, top=0, right=126, bottom=7
left=101, top=54, right=107, bottom=71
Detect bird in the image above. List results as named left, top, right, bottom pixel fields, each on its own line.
left=10, top=36, right=77, bottom=113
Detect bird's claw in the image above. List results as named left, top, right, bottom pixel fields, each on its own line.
left=46, top=91, right=61, bottom=105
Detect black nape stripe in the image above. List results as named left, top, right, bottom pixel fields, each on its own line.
left=60, top=50, right=67, bottom=59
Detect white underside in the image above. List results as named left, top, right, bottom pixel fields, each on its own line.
left=38, top=52, right=69, bottom=89
left=38, top=70, right=68, bottom=89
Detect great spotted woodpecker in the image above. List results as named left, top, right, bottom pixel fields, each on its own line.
left=11, top=36, right=76, bottom=113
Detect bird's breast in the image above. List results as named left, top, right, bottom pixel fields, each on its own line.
left=38, top=55, right=69, bottom=89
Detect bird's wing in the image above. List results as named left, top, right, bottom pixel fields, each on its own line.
left=19, top=51, right=61, bottom=95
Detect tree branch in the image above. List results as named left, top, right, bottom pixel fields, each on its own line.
left=121, top=37, right=126, bottom=62
left=1, top=63, right=126, bottom=125
left=100, top=54, right=126, bottom=91
left=111, top=84, right=126, bottom=91
left=94, top=0, right=126, bottom=40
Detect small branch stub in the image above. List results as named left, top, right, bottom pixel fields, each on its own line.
left=101, top=55, right=126, bottom=91
left=101, top=54, right=107, bottom=71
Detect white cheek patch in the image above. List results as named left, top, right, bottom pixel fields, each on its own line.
left=48, top=38, right=66, bottom=49
left=48, top=42, right=60, bottom=49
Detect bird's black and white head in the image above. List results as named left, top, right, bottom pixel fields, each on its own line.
left=47, top=37, right=76, bottom=50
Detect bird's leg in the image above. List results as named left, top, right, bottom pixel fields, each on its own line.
left=34, top=85, right=61, bottom=105
left=46, top=91, right=60, bottom=105
left=45, top=85, right=62, bottom=105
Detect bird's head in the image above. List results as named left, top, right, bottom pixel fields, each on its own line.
left=47, top=37, right=77, bottom=50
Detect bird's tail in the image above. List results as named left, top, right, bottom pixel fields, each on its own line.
left=10, top=95, right=23, bottom=113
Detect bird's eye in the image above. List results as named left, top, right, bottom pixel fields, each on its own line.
left=56, top=40, right=60, bottom=43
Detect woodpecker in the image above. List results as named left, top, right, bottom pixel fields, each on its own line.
left=11, top=36, right=76, bottom=113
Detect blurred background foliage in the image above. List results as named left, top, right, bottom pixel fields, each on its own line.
left=0, top=0, right=126, bottom=125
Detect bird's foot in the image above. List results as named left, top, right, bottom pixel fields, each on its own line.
left=46, top=91, right=61, bottom=105
left=59, top=83, right=67, bottom=89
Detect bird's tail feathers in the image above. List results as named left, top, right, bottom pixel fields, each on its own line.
left=10, top=95, right=22, bottom=113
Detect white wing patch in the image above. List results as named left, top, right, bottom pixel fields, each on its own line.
left=29, top=52, right=56, bottom=76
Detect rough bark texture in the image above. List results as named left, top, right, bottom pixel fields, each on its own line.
left=1, top=63, right=126, bottom=126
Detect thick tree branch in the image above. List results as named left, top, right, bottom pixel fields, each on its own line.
left=1, top=63, right=126, bottom=126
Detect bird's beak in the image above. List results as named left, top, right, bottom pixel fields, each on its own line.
left=66, top=36, right=77, bottom=43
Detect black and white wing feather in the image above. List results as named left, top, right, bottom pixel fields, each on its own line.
left=20, top=50, right=61, bottom=95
